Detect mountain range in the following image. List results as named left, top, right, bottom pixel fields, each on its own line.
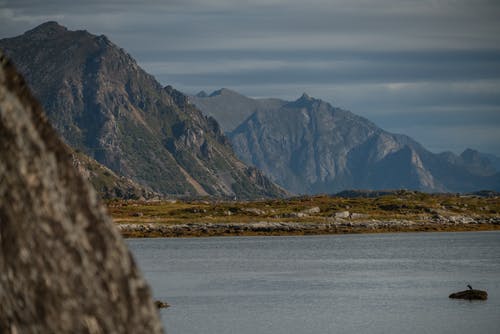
left=2, top=22, right=498, bottom=198
left=0, top=22, right=286, bottom=199
left=191, top=89, right=500, bottom=194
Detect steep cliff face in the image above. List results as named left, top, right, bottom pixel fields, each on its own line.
left=195, top=90, right=500, bottom=194
left=229, top=94, right=433, bottom=193
left=0, top=22, right=285, bottom=199
left=0, top=52, right=163, bottom=333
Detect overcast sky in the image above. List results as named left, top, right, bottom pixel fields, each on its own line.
left=1, top=0, right=500, bottom=155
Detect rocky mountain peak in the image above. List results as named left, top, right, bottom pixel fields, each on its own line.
left=461, top=148, right=481, bottom=161
left=209, top=88, right=238, bottom=97
left=459, top=148, right=496, bottom=176
left=23, top=21, right=69, bottom=39
left=196, top=90, right=208, bottom=97
left=292, top=92, right=320, bottom=108
left=0, top=23, right=286, bottom=199
left=22, top=22, right=114, bottom=52
left=299, top=92, right=312, bottom=100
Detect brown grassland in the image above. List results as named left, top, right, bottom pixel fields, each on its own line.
left=107, top=191, right=500, bottom=238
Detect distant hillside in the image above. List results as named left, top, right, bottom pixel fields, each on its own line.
left=478, top=152, right=500, bottom=172
left=194, top=90, right=500, bottom=194
left=0, top=22, right=286, bottom=199
left=190, top=88, right=286, bottom=132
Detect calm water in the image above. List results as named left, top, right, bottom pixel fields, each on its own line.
left=127, top=232, right=500, bottom=334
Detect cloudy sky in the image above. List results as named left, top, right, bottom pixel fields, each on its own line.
left=1, top=0, right=500, bottom=155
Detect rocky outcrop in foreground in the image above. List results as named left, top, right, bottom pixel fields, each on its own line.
left=449, top=289, right=488, bottom=300
left=0, top=53, right=162, bottom=333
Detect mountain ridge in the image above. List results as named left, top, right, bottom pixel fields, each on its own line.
left=0, top=22, right=286, bottom=199
left=193, top=89, right=500, bottom=194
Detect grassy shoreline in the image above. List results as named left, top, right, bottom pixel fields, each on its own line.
left=108, top=191, right=500, bottom=238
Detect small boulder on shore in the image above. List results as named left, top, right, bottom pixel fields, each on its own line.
left=449, top=289, right=488, bottom=300
left=334, top=211, right=350, bottom=218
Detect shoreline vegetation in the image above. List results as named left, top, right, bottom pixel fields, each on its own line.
left=108, top=191, right=500, bottom=238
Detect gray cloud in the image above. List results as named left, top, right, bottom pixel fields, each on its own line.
left=1, top=0, right=500, bottom=155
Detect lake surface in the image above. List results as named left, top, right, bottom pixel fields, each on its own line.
left=127, top=231, right=500, bottom=334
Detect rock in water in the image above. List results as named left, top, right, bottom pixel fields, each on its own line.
left=0, top=53, right=163, bottom=333
left=449, top=289, right=488, bottom=300
left=155, top=300, right=170, bottom=309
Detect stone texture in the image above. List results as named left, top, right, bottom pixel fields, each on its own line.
left=302, top=206, right=321, bottom=214
left=334, top=211, right=351, bottom=218
left=0, top=52, right=163, bottom=333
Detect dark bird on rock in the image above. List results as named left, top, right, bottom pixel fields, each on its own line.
left=467, top=284, right=473, bottom=290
